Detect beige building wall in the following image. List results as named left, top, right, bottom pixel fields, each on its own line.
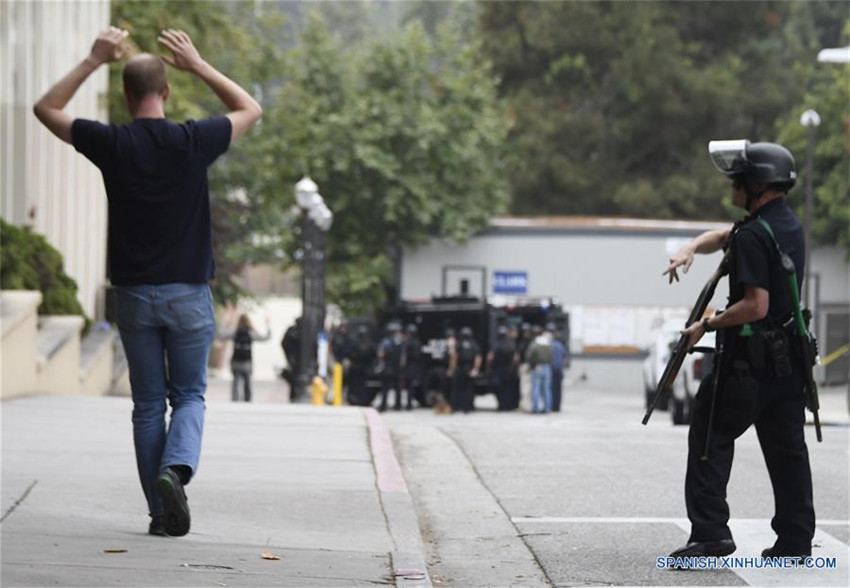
left=1, top=0, right=110, bottom=319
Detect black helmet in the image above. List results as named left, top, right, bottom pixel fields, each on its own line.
left=709, top=140, right=796, bottom=188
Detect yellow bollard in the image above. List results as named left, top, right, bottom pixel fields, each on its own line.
left=332, top=363, right=343, bottom=406
left=311, top=376, right=328, bottom=405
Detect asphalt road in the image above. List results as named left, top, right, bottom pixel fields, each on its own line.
left=384, top=382, right=850, bottom=587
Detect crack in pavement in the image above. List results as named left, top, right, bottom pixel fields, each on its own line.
left=1, top=479, right=38, bottom=523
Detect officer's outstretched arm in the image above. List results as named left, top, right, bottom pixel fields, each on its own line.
left=663, top=228, right=731, bottom=284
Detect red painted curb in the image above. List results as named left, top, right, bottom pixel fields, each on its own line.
left=364, top=408, right=408, bottom=494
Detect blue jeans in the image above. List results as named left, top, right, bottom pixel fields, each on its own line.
left=531, top=364, right=552, bottom=413
left=115, top=283, right=215, bottom=517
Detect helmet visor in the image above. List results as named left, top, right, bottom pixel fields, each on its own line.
left=708, top=139, right=750, bottom=175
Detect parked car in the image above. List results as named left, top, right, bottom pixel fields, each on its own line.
left=669, top=330, right=715, bottom=425
left=642, top=320, right=715, bottom=424
left=642, top=320, right=682, bottom=412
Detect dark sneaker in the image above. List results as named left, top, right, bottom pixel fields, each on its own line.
left=148, top=514, right=166, bottom=537
left=156, top=468, right=190, bottom=537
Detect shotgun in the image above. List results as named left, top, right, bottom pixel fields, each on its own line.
left=643, top=249, right=731, bottom=425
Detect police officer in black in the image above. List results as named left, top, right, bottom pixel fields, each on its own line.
left=377, top=322, right=406, bottom=412
left=403, top=324, right=422, bottom=410
left=347, top=325, right=376, bottom=406
left=281, top=318, right=301, bottom=389
left=664, top=141, right=815, bottom=560
left=439, top=327, right=457, bottom=404
left=331, top=321, right=352, bottom=366
left=452, top=326, right=482, bottom=413
left=487, top=325, right=519, bottom=411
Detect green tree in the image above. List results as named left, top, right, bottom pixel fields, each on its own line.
left=259, top=16, right=510, bottom=315
left=777, top=64, right=850, bottom=248
left=477, top=1, right=846, bottom=229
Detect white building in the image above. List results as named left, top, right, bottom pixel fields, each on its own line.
left=401, top=216, right=849, bottom=387
left=2, top=0, right=111, bottom=318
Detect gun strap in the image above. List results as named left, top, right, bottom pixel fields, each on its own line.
left=752, top=218, right=809, bottom=338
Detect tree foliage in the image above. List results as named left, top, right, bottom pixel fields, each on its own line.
left=256, top=15, right=510, bottom=315
left=477, top=0, right=848, bottom=238
left=101, top=0, right=846, bottom=315
left=777, top=64, right=850, bottom=248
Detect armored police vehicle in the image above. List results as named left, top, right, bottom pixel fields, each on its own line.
left=385, top=295, right=568, bottom=405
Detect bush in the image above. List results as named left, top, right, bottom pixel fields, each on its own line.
left=1, top=217, right=90, bottom=329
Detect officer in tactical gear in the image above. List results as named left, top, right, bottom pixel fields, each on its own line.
left=664, top=141, right=815, bottom=561
left=331, top=321, right=352, bottom=366
left=403, top=324, right=422, bottom=410
left=516, top=322, right=532, bottom=364
left=440, top=327, right=458, bottom=404
left=377, top=322, right=407, bottom=412
left=452, top=326, right=482, bottom=413
left=487, top=325, right=519, bottom=411
left=347, top=325, right=376, bottom=406
left=281, top=318, right=302, bottom=393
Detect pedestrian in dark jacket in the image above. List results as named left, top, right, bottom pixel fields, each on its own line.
left=219, top=314, right=270, bottom=402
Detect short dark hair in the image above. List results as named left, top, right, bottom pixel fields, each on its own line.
left=122, top=54, right=168, bottom=100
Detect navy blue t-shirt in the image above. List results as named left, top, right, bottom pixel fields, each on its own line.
left=729, top=198, right=805, bottom=324
left=72, top=116, right=231, bottom=285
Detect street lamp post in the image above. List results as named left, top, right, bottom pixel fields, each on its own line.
left=294, top=176, right=333, bottom=401
left=799, top=109, right=820, bottom=307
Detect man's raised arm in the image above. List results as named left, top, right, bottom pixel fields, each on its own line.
left=33, top=27, right=129, bottom=144
left=158, top=29, right=262, bottom=142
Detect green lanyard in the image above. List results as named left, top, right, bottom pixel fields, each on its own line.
left=752, top=218, right=809, bottom=337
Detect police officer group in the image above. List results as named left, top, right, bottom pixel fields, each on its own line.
left=330, top=321, right=569, bottom=414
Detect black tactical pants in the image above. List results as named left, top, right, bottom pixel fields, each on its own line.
left=379, top=374, right=409, bottom=411
left=685, top=367, right=815, bottom=553
left=452, top=372, right=475, bottom=412
left=346, top=367, right=370, bottom=406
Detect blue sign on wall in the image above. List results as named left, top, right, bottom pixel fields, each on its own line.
left=493, top=271, right=528, bottom=294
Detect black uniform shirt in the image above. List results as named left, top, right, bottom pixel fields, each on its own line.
left=492, top=339, right=516, bottom=367
left=729, top=198, right=805, bottom=324
left=456, top=339, right=481, bottom=371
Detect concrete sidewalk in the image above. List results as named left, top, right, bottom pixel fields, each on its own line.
left=1, top=395, right=430, bottom=587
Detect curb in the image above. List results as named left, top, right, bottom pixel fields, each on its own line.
left=364, top=408, right=433, bottom=587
